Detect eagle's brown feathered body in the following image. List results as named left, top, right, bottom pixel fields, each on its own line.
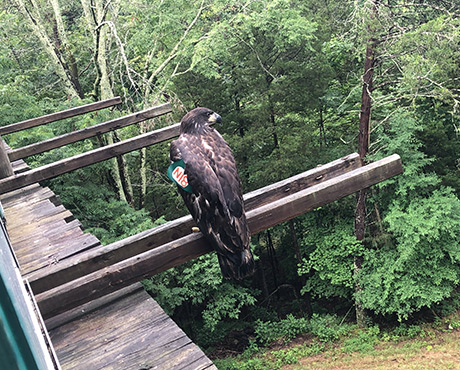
left=170, top=107, right=255, bottom=280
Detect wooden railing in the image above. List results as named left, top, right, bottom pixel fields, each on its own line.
left=34, top=153, right=403, bottom=319
left=0, top=97, right=172, bottom=194
left=0, top=98, right=403, bottom=321
left=0, top=97, right=122, bottom=136
left=8, top=103, right=171, bottom=161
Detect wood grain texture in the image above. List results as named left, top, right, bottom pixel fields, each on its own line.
left=0, top=186, right=101, bottom=276
left=8, top=103, right=172, bottom=161
left=28, top=153, right=361, bottom=294
left=247, top=154, right=402, bottom=234
left=2, top=159, right=217, bottom=369
left=0, top=138, right=14, bottom=178
left=49, top=285, right=216, bottom=370
left=0, top=97, right=122, bottom=135
left=36, top=154, right=403, bottom=319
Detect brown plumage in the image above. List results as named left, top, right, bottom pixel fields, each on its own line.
left=170, top=107, right=255, bottom=280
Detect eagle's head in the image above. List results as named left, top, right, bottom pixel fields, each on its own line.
left=180, top=107, right=222, bottom=134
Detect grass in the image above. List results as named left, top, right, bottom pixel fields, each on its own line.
left=213, top=312, right=460, bottom=370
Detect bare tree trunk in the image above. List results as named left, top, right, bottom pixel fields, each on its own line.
left=14, top=0, right=81, bottom=99
left=354, top=0, right=378, bottom=328
left=139, top=145, right=148, bottom=209
left=81, top=0, right=134, bottom=205
left=113, top=131, right=134, bottom=207
left=318, top=105, right=327, bottom=148
left=49, top=0, right=84, bottom=98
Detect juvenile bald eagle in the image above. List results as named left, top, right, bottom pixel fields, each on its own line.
left=169, top=107, right=255, bottom=280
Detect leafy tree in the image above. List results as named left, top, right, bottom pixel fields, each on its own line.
left=359, top=111, right=460, bottom=320
left=1, top=0, right=460, bottom=348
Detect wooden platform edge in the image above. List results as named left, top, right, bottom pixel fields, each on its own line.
left=45, top=283, right=143, bottom=331
left=35, top=154, right=403, bottom=319
left=47, top=284, right=218, bottom=370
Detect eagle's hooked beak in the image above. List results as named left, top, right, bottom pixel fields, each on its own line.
left=209, top=112, right=222, bottom=124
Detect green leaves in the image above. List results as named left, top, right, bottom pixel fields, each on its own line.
left=298, top=206, right=362, bottom=300
left=144, top=253, right=259, bottom=332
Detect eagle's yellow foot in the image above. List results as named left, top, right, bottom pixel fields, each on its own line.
left=191, top=227, right=200, bottom=233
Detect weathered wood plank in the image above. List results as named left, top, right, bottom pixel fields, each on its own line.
left=0, top=185, right=57, bottom=208
left=8, top=103, right=172, bottom=161
left=246, top=154, right=402, bottom=234
left=11, top=160, right=30, bottom=174
left=244, top=153, right=361, bottom=209
left=12, top=226, right=97, bottom=275
left=49, top=285, right=217, bottom=370
left=27, top=153, right=361, bottom=293
left=45, top=284, right=142, bottom=330
left=1, top=183, right=101, bottom=276
left=0, top=97, right=122, bottom=136
left=36, top=154, right=402, bottom=319
left=0, top=138, right=14, bottom=178
left=0, top=121, right=183, bottom=194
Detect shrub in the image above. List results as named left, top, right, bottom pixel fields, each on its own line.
left=308, top=314, right=354, bottom=342
left=254, top=314, right=309, bottom=345
left=341, top=326, right=380, bottom=354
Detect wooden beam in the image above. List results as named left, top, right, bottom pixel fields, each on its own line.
left=28, top=153, right=361, bottom=294
left=0, top=97, right=122, bottom=136
left=246, top=154, right=402, bottom=234
left=0, top=138, right=14, bottom=179
left=35, top=154, right=403, bottom=319
left=0, top=121, right=181, bottom=194
left=8, top=103, right=172, bottom=161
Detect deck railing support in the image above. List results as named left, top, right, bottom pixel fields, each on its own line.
left=0, top=137, right=13, bottom=179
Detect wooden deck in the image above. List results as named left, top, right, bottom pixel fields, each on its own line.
left=0, top=159, right=217, bottom=370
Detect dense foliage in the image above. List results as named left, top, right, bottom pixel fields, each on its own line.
left=1, top=0, right=459, bottom=354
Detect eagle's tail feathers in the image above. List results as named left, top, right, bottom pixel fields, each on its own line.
left=217, top=249, right=255, bottom=281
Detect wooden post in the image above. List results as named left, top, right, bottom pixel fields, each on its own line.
left=0, top=137, right=13, bottom=179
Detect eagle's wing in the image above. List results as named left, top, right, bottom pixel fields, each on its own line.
left=170, top=132, right=252, bottom=279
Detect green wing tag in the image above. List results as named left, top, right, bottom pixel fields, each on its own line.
left=167, top=159, right=193, bottom=193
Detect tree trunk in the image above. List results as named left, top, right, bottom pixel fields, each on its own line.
left=139, top=145, right=148, bottom=209
left=318, top=105, right=327, bottom=148
left=266, top=229, right=279, bottom=290
left=81, top=0, right=134, bottom=206
left=354, top=0, right=378, bottom=328
left=49, top=0, right=84, bottom=98
left=15, top=0, right=81, bottom=99
left=288, top=220, right=313, bottom=317
left=113, top=131, right=134, bottom=207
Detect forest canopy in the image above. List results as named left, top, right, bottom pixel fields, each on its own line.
left=1, top=0, right=459, bottom=352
